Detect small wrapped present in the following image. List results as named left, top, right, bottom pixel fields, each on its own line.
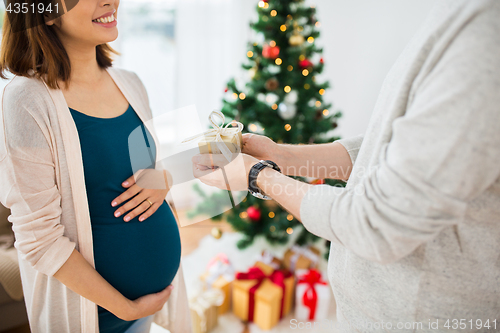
left=283, top=245, right=321, bottom=272
left=253, top=250, right=282, bottom=270
left=295, top=269, right=331, bottom=321
left=181, top=110, right=244, bottom=162
left=200, top=253, right=235, bottom=315
left=232, top=262, right=295, bottom=330
left=190, top=288, right=225, bottom=333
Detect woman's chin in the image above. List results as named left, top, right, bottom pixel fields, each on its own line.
left=96, top=32, right=119, bottom=45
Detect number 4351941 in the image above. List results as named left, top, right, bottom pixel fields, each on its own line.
left=6, top=2, right=59, bottom=14
left=444, top=319, right=497, bottom=330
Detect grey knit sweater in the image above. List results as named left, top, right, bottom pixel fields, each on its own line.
left=299, top=0, right=500, bottom=332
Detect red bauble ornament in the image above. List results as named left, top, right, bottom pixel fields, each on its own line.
left=311, top=179, right=325, bottom=185
left=247, top=206, right=262, bottom=221
left=299, top=59, right=313, bottom=69
left=224, top=87, right=229, bottom=93
left=320, top=58, right=324, bottom=64
left=262, top=44, right=280, bottom=60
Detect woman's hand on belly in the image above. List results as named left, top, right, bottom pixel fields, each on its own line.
left=111, top=169, right=172, bottom=222
left=121, top=284, right=174, bottom=321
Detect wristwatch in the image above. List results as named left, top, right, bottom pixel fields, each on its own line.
left=248, top=160, right=281, bottom=200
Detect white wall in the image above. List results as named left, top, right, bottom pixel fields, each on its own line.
left=303, top=0, right=436, bottom=138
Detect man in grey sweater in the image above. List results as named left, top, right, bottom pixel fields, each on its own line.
left=193, top=0, right=500, bottom=331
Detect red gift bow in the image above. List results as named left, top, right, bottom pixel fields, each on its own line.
left=298, top=269, right=327, bottom=320
left=236, top=266, right=292, bottom=322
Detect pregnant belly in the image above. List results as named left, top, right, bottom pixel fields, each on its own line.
left=91, top=202, right=181, bottom=301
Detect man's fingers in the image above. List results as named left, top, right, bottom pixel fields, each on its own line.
left=192, top=153, right=232, bottom=168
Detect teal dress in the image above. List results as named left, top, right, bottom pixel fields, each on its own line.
left=69, top=104, right=182, bottom=333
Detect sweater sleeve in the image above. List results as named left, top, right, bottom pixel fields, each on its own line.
left=335, top=134, right=364, bottom=166
left=299, top=4, right=500, bottom=263
left=0, top=84, right=76, bottom=277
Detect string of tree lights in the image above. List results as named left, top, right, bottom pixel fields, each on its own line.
left=188, top=0, right=345, bottom=253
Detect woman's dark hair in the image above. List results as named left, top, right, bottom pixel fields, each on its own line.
left=0, top=3, right=120, bottom=90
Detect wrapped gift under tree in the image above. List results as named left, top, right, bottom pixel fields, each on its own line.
left=295, top=269, right=331, bottom=322
left=200, top=253, right=235, bottom=315
left=233, top=261, right=295, bottom=330
left=190, top=288, right=225, bottom=333
left=283, top=245, right=321, bottom=272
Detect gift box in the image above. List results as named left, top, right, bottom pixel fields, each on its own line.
left=200, top=253, right=234, bottom=315
left=233, top=261, right=295, bottom=330
left=254, top=250, right=282, bottom=270
left=283, top=245, right=321, bottom=272
left=190, top=288, right=225, bottom=333
left=181, top=110, right=244, bottom=162
left=295, top=269, right=331, bottom=321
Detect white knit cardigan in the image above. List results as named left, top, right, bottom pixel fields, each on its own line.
left=0, top=66, right=192, bottom=333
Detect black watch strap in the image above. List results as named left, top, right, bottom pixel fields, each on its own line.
left=248, top=160, right=281, bottom=200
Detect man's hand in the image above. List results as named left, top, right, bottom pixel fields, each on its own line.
left=111, top=169, right=171, bottom=222
left=192, top=153, right=259, bottom=191
left=242, top=133, right=288, bottom=171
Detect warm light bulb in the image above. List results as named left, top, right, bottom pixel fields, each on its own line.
left=263, top=2, right=269, bottom=8
left=272, top=104, right=278, bottom=110
left=287, top=214, right=294, bottom=221
left=302, top=69, right=309, bottom=76
left=286, top=227, right=294, bottom=234
left=258, top=1, right=265, bottom=8
left=280, top=24, right=287, bottom=32
left=315, top=21, right=321, bottom=27
left=323, top=109, right=329, bottom=116
left=270, top=10, right=277, bottom=17
left=247, top=51, right=254, bottom=57
left=304, top=84, right=310, bottom=89
left=284, top=124, right=292, bottom=131
left=284, top=86, right=291, bottom=93
left=249, top=123, right=258, bottom=132
left=240, top=212, right=248, bottom=218
left=319, top=89, right=325, bottom=95
left=287, top=65, right=293, bottom=71
left=307, top=37, right=314, bottom=43
left=315, top=101, right=321, bottom=107
left=269, top=40, right=276, bottom=47
left=299, top=55, right=305, bottom=61
left=275, top=58, right=282, bottom=65
left=269, top=212, right=275, bottom=218
left=232, top=93, right=238, bottom=100
left=239, top=93, right=246, bottom=100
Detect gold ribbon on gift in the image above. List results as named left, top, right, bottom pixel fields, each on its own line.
left=181, top=110, right=244, bottom=162
left=189, top=288, right=225, bottom=333
left=255, top=250, right=281, bottom=270
left=289, top=245, right=319, bottom=272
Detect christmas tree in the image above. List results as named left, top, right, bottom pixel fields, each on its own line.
left=188, top=0, right=344, bottom=251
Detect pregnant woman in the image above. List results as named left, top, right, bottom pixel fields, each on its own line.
left=0, top=0, right=191, bottom=332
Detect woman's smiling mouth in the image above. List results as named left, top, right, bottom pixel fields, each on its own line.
left=92, top=10, right=117, bottom=26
